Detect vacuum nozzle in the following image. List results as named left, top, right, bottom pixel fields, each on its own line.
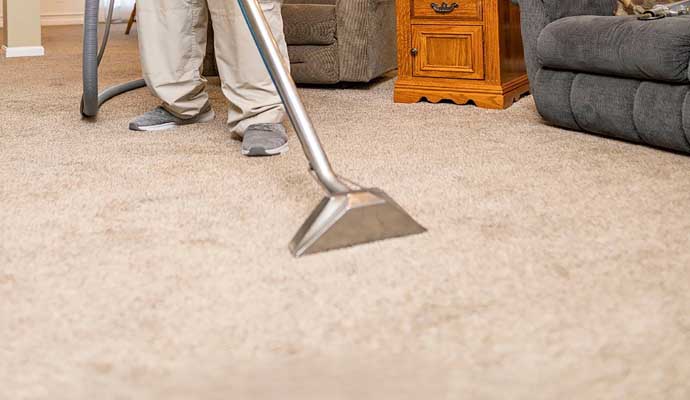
left=290, top=189, right=427, bottom=257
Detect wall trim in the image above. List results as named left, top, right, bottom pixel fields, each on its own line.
left=41, top=12, right=84, bottom=26
left=0, top=12, right=84, bottom=27
left=2, top=45, right=46, bottom=58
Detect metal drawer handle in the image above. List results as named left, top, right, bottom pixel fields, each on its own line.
left=430, top=2, right=459, bottom=13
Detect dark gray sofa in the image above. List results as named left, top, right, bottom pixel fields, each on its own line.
left=518, top=0, right=690, bottom=153
left=204, top=0, right=397, bottom=84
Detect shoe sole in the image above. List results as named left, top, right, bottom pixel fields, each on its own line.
left=241, top=141, right=289, bottom=157
left=130, top=110, right=215, bottom=132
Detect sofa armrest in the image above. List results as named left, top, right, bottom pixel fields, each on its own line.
left=541, top=0, right=618, bottom=20
left=516, top=0, right=552, bottom=87
left=517, top=0, right=617, bottom=89
left=335, top=0, right=397, bottom=82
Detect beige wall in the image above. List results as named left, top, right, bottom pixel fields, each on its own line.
left=0, top=0, right=84, bottom=27
left=2, top=0, right=42, bottom=47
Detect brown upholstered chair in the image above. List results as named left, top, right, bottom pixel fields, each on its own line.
left=203, top=0, right=397, bottom=84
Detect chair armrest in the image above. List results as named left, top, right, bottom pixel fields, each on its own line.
left=517, top=0, right=552, bottom=86
left=335, top=0, right=397, bottom=82
left=541, top=0, right=618, bottom=20
left=517, top=0, right=617, bottom=87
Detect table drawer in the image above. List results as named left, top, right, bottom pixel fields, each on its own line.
left=412, top=0, right=482, bottom=20
left=412, top=24, right=485, bottom=80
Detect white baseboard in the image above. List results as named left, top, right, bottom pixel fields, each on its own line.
left=0, top=12, right=84, bottom=27
left=2, top=45, right=46, bottom=58
left=41, top=12, right=84, bottom=26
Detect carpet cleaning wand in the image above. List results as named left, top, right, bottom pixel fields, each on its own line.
left=237, top=0, right=426, bottom=256
left=81, top=0, right=425, bottom=255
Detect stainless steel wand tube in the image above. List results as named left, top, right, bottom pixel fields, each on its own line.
left=237, top=0, right=350, bottom=194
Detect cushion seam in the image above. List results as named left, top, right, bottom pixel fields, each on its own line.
left=670, top=86, right=690, bottom=150
left=568, top=73, right=584, bottom=131
left=630, top=82, right=644, bottom=144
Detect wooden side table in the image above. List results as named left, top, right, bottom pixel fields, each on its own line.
left=394, top=0, right=530, bottom=109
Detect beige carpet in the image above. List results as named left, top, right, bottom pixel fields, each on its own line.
left=1, top=25, right=689, bottom=399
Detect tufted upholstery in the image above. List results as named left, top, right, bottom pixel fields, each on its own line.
left=538, top=15, right=690, bottom=83
left=518, top=0, right=690, bottom=154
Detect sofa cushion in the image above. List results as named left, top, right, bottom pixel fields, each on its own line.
left=533, top=68, right=690, bottom=153
left=287, top=44, right=340, bottom=84
left=538, top=15, right=690, bottom=83
left=282, top=4, right=337, bottom=46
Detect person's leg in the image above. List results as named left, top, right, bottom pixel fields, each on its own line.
left=207, top=0, right=289, bottom=154
left=131, top=0, right=214, bottom=130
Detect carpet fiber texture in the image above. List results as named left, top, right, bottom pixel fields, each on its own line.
left=1, top=26, right=690, bottom=399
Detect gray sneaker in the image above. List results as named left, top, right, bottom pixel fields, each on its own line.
left=129, top=105, right=215, bottom=131
left=241, top=123, right=289, bottom=156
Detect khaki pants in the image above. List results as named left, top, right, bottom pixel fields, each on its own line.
left=136, top=0, right=288, bottom=136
